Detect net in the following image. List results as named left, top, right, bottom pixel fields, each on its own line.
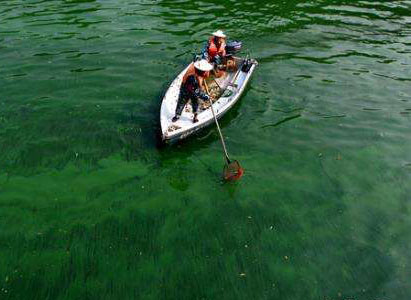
left=223, top=160, right=244, bottom=181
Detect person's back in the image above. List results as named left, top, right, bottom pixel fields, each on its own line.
left=182, top=73, right=199, bottom=95
left=182, top=63, right=195, bottom=83
left=182, top=63, right=209, bottom=93
left=172, top=59, right=213, bottom=123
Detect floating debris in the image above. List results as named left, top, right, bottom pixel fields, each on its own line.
left=167, top=124, right=181, bottom=132
left=321, top=114, right=346, bottom=119
left=363, top=107, right=382, bottom=111
left=261, top=114, right=301, bottom=129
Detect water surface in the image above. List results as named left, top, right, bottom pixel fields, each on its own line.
left=1, top=0, right=411, bottom=299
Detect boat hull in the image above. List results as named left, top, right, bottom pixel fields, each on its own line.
left=160, top=58, right=257, bottom=143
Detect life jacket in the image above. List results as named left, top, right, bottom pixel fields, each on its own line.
left=208, top=37, right=224, bottom=60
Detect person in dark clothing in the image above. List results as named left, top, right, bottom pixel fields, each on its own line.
left=172, top=59, right=213, bottom=123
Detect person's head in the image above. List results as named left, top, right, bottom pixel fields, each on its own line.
left=212, top=30, right=226, bottom=46
left=194, top=59, right=213, bottom=77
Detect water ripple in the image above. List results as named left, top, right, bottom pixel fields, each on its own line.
left=1, top=1, right=411, bottom=299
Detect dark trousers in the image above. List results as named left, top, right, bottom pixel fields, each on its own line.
left=175, top=89, right=199, bottom=116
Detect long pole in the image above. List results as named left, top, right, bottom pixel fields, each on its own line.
left=204, top=81, right=230, bottom=163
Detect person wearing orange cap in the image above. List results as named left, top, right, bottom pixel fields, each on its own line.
left=172, top=59, right=213, bottom=123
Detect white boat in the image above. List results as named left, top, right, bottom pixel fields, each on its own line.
left=160, top=57, right=258, bottom=143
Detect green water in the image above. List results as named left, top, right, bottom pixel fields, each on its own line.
left=1, top=0, right=411, bottom=299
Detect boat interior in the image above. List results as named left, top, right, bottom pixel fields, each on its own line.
left=186, top=56, right=244, bottom=112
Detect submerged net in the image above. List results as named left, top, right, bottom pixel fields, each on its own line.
left=223, top=160, right=244, bottom=181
